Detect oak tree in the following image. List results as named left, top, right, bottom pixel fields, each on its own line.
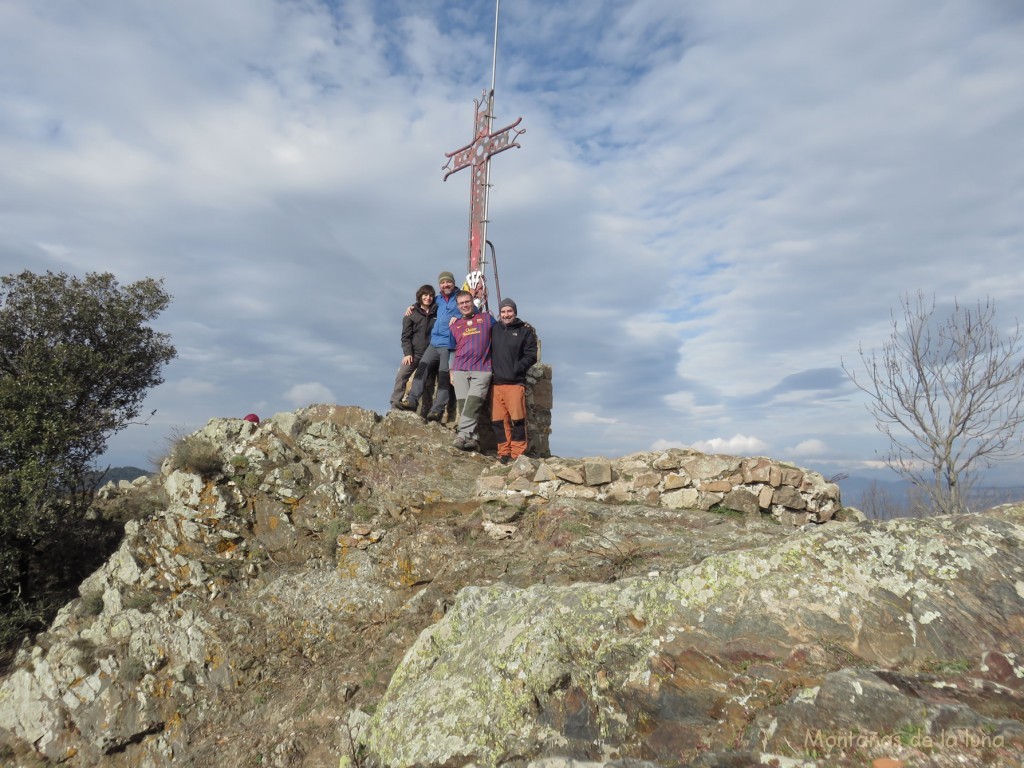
left=0, top=270, right=176, bottom=644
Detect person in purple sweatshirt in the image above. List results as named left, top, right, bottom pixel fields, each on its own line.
left=449, top=290, right=496, bottom=451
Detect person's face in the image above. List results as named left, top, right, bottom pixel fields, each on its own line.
left=499, top=306, right=516, bottom=324
left=456, top=295, right=475, bottom=317
left=420, top=292, right=434, bottom=308
left=439, top=279, right=456, bottom=296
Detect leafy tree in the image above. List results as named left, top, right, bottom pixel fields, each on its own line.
left=0, top=270, right=176, bottom=648
left=844, top=291, right=1024, bottom=515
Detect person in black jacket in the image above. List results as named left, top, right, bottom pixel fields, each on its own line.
left=490, top=297, right=538, bottom=463
left=390, top=284, right=436, bottom=412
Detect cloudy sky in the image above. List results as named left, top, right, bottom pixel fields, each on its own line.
left=3, top=0, right=1023, bottom=481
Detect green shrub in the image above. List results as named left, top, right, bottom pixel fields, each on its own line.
left=170, top=435, right=223, bottom=477
left=80, top=590, right=105, bottom=616
left=323, top=518, right=347, bottom=557
left=99, top=491, right=164, bottom=524
left=124, top=590, right=156, bottom=612
left=352, top=503, right=376, bottom=521
left=121, top=655, right=147, bottom=683
left=69, top=637, right=99, bottom=675
left=922, top=657, right=972, bottom=675
left=707, top=503, right=744, bottom=518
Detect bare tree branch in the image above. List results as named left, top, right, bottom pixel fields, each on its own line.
left=843, top=291, right=1024, bottom=514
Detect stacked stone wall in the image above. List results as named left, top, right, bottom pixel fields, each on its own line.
left=477, top=448, right=843, bottom=524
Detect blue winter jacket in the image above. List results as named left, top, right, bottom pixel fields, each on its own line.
left=429, top=290, right=461, bottom=350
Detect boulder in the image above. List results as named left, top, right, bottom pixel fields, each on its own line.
left=367, top=510, right=1024, bottom=766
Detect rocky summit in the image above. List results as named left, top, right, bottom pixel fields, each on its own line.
left=1, top=405, right=1022, bottom=768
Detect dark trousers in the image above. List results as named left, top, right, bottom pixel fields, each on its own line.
left=390, top=360, right=417, bottom=407
left=407, top=345, right=454, bottom=416
left=392, top=360, right=436, bottom=414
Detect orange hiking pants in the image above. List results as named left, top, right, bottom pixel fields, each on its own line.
left=491, top=384, right=528, bottom=458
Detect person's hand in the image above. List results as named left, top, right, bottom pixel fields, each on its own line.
left=401, top=355, right=413, bottom=365
left=403, top=305, right=414, bottom=317
left=449, top=317, right=457, bottom=326
left=472, top=283, right=488, bottom=310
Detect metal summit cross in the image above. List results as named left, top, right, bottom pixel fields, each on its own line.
left=442, top=0, right=525, bottom=280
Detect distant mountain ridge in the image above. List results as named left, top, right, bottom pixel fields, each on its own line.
left=837, top=474, right=1024, bottom=518
left=94, top=465, right=151, bottom=485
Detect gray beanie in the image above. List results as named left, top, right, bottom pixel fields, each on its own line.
left=438, top=271, right=456, bottom=284
left=499, top=297, right=517, bottom=313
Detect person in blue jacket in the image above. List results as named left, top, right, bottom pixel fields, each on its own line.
left=398, top=271, right=459, bottom=421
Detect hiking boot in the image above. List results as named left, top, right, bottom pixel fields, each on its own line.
left=498, top=455, right=512, bottom=465
left=395, top=398, right=416, bottom=411
left=454, top=435, right=478, bottom=451
left=425, top=410, right=443, bottom=423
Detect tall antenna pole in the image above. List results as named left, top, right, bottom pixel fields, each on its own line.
left=490, top=0, right=500, bottom=95
left=443, top=0, right=525, bottom=296
left=479, top=0, right=501, bottom=279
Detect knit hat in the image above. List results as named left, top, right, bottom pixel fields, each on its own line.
left=499, top=297, right=517, bottom=314
left=438, top=271, right=456, bottom=284
left=243, top=413, right=260, bottom=424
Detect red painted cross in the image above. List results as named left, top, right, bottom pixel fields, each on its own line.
left=443, top=90, right=525, bottom=275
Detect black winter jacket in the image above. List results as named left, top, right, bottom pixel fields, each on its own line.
left=401, top=305, right=437, bottom=358
left=491, top=318, right=538, bottom=385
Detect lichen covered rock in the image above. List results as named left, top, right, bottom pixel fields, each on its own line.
left=367, top=509, right=1024, bottom=766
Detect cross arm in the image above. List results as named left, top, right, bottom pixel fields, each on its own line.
left=443, top=117, right=526, bottom=181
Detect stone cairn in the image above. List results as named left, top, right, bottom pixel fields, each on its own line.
left=524, top=363, right=552, bottom=457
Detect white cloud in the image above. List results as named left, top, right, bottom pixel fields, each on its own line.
left=856, top=460, right=892, bottom=471
left=690, top=435, right=769, bottom=455
left=662, top=392, right=725, bottom=418
left=173, top=378, right=218, bottom=397
left=622, top=313, right=683, bottom=343
left=786, top=439, right=829, bottom=458
left=34, top=242, right=73, bottom=261
left=650, top=438, right=688, bottom=451
left=571, top=411, right=618, bottom=426
left=283, top=382, right=336, bottom=407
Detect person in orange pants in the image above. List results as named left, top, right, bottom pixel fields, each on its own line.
left=489, top=298, right=538, bottom=464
